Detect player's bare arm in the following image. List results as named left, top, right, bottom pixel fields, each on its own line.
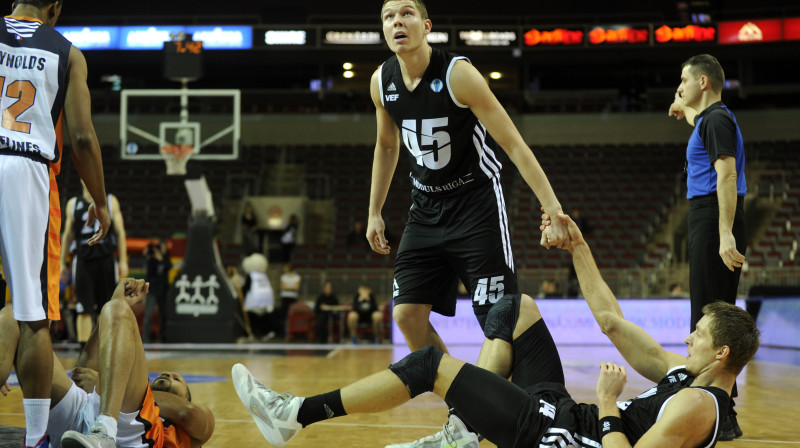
left=448, top=60, right=568, bottom=248
left=109, top=194, right=129, bottom=277
left=152, top=390, right=216, bottom=446
left=629, top=388, right=717, bottom=448
left=366, top=68, right=401, bottom=254
left=557, top=213, right=686, bottom=382
left=64, top=45, right=109, bottom=245
left=714, top=155, right=745, bottom=271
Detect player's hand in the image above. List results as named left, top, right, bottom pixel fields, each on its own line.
left=0, top=382, right=11, bottom=397
left=596, top=362, right=627, bottom=401
left=86, top=203, right=111, bottom=246
left=112, top=278, right=149, bottom=307
left=71, top=367, right=99, bottom=394
left=366, top=215, right=391, bottom=255
left=719, top=232, right=745, bottom=271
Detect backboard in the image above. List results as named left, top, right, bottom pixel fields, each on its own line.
left=120, top=88, right=240, bottom=161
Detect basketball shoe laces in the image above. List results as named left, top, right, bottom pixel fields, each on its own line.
left=407, top=418, right=459, bottom=446
left=256, top=381, right=296, bottom=420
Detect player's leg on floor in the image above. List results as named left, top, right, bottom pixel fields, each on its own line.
left=393, top=303, right=447, bottom=352
left=62, top=298, right=149, bottom=448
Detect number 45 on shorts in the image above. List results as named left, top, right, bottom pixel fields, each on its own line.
left=473, top=276, right=504, bottom=306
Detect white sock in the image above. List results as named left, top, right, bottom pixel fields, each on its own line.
left=95, top=414, right=118, bottom=440
left=23, top=398, right=50, bottom=447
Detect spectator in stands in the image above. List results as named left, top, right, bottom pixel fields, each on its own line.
left=347, top=284, right=383, bottom=344
left=241, top=202, right=260, bottom=256
left=61, top=183, right=128, bottom=353
left=536, top=280, right=561, bottom=299
left=242, top=253, right=277, bottom=341
left=572, top=208, right=593, bottom=236
left=142, top=238, right=172, bottom=342
left=669, top=53, right=747, bottom=440
left=346, top=221, right=371, bottom=252
left=280, top=214, right=299, bottom=262
left=669, top=282, right=689, bottom=299
left=314, top=281, right=347, bottom=343
left=279, top=263, right=302, bottom=337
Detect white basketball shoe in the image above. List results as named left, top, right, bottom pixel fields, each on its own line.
left=232, top=363, right=304, bottom=448
left=385, top=414, right=480, bottom=448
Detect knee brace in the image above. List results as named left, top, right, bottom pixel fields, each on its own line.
left=388, top=345, right=444, bottom=399
left=483, top=293, right=521, bottom=343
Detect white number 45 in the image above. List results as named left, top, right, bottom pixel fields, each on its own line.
left=473, top=276, right=504, bottom=306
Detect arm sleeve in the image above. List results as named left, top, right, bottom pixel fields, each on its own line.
left=700, top=111, right=737, bottom=165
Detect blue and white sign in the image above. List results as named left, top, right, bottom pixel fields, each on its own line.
left=186, top=26, right=252, bottom=49
left=56, top=26, right=118, bottom=50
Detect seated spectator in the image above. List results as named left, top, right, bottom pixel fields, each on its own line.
left=242, top=253, right=277, bottom=341
left=347, top=284, right=383, bottom=344
left=537, top=279, right=562, bottom=299
left=346, top=221, right=370, bottom=252
left=314, top=281, right=348, bottom=343
left=669, top=282, right=689, bottom=298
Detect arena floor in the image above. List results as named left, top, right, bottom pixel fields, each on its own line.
left=1, top=343, right=798, bottom=447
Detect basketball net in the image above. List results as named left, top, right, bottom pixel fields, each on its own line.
left=160, top=144, right=193, bottom=175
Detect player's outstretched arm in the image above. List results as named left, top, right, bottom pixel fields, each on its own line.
left=64, top=46, right=109, bottom=245
left=449, top=60, right=568, bottom=248
left=366, top=68, right=400, bottom=254
left=550, top=213, right=686, bottom=382
left=152, top=390, right=215, bottom=445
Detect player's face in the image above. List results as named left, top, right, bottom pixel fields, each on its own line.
left=151, top=371, right=190, bottom=401
left=677, top=65, right=703, bottom=110
left=684, top=316, right=721, bottom=375
left=381, top=1, right=431, bottom=54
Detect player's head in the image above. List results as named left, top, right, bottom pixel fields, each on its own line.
left=12, top=0, right=63, bottom=27
left=380, top=0, right=432, bottom=54
left=151, top=371, right=192, bottom=402
left=687, top=302, right=759, bottom=376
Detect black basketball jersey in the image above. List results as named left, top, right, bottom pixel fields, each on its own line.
left=0, top=16, right=71, bottom=163
left=379, top=48, right=504, bottom=197
left=72, top=195, right=117, bottom=260
left=525, top=366, right=728, bottom=448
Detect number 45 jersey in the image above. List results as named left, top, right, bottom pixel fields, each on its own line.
left=379, top=48, right=504, bottom=198
left=0, top=16, right=71, bottom=164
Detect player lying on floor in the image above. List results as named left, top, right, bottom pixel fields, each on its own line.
left=1, top=278, right=214, bottom=448
left=231, top=213, right=759, bottom=448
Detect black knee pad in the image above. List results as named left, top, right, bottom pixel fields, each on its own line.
left=483, top=293, right=521, bottom=343
left=388, top=345, right=444, bottom=399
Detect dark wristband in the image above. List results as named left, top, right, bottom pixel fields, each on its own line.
left=600, top=416, right=624, bottom=436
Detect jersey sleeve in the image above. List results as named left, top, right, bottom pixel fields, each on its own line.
left=699, top=110, right=738, bottom=166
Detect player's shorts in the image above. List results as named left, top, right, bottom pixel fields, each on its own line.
left=48, top=383, right=169, bottom=448
left=512, top=382, right=601, bottom=448
left=73, top=256, right=118, bottom=313
left=393, top=184, right=517, bottom=328
left=0, top=155, right=60, bottom=321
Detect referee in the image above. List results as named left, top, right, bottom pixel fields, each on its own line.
left=669, top=53, right=747, bottom=440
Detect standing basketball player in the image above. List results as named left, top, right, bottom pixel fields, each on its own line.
left=367, top=2, right=568, bottom=444
left=0, top=1, right=110, bottom=446
left=61, top=182, right=127, bottom=350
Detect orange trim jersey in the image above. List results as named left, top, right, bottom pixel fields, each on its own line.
left=137, top=385, right=192, bottom=448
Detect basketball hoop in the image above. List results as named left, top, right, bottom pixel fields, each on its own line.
left=160, top=144, right=193, bottom=175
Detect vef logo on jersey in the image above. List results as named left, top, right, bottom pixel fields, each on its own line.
left=430, top=78, right=443, bottom=92
left=174, top=274, right=220, bottom=316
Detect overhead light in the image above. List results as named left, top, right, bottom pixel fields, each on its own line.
left=489, top=72, right=502, bottom=79
left=343, top=70, right=355, bottom=78
left=343, top=62, right=353, bottom=70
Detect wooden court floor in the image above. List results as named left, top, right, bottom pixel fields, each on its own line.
left=1, top=343, right=798, bottom=447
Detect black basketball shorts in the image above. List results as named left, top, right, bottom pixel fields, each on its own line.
left=393, top=185, right=518, bottom=328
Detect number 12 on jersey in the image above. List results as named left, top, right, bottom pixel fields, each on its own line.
left=473, top=276, right=504, bottom=306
